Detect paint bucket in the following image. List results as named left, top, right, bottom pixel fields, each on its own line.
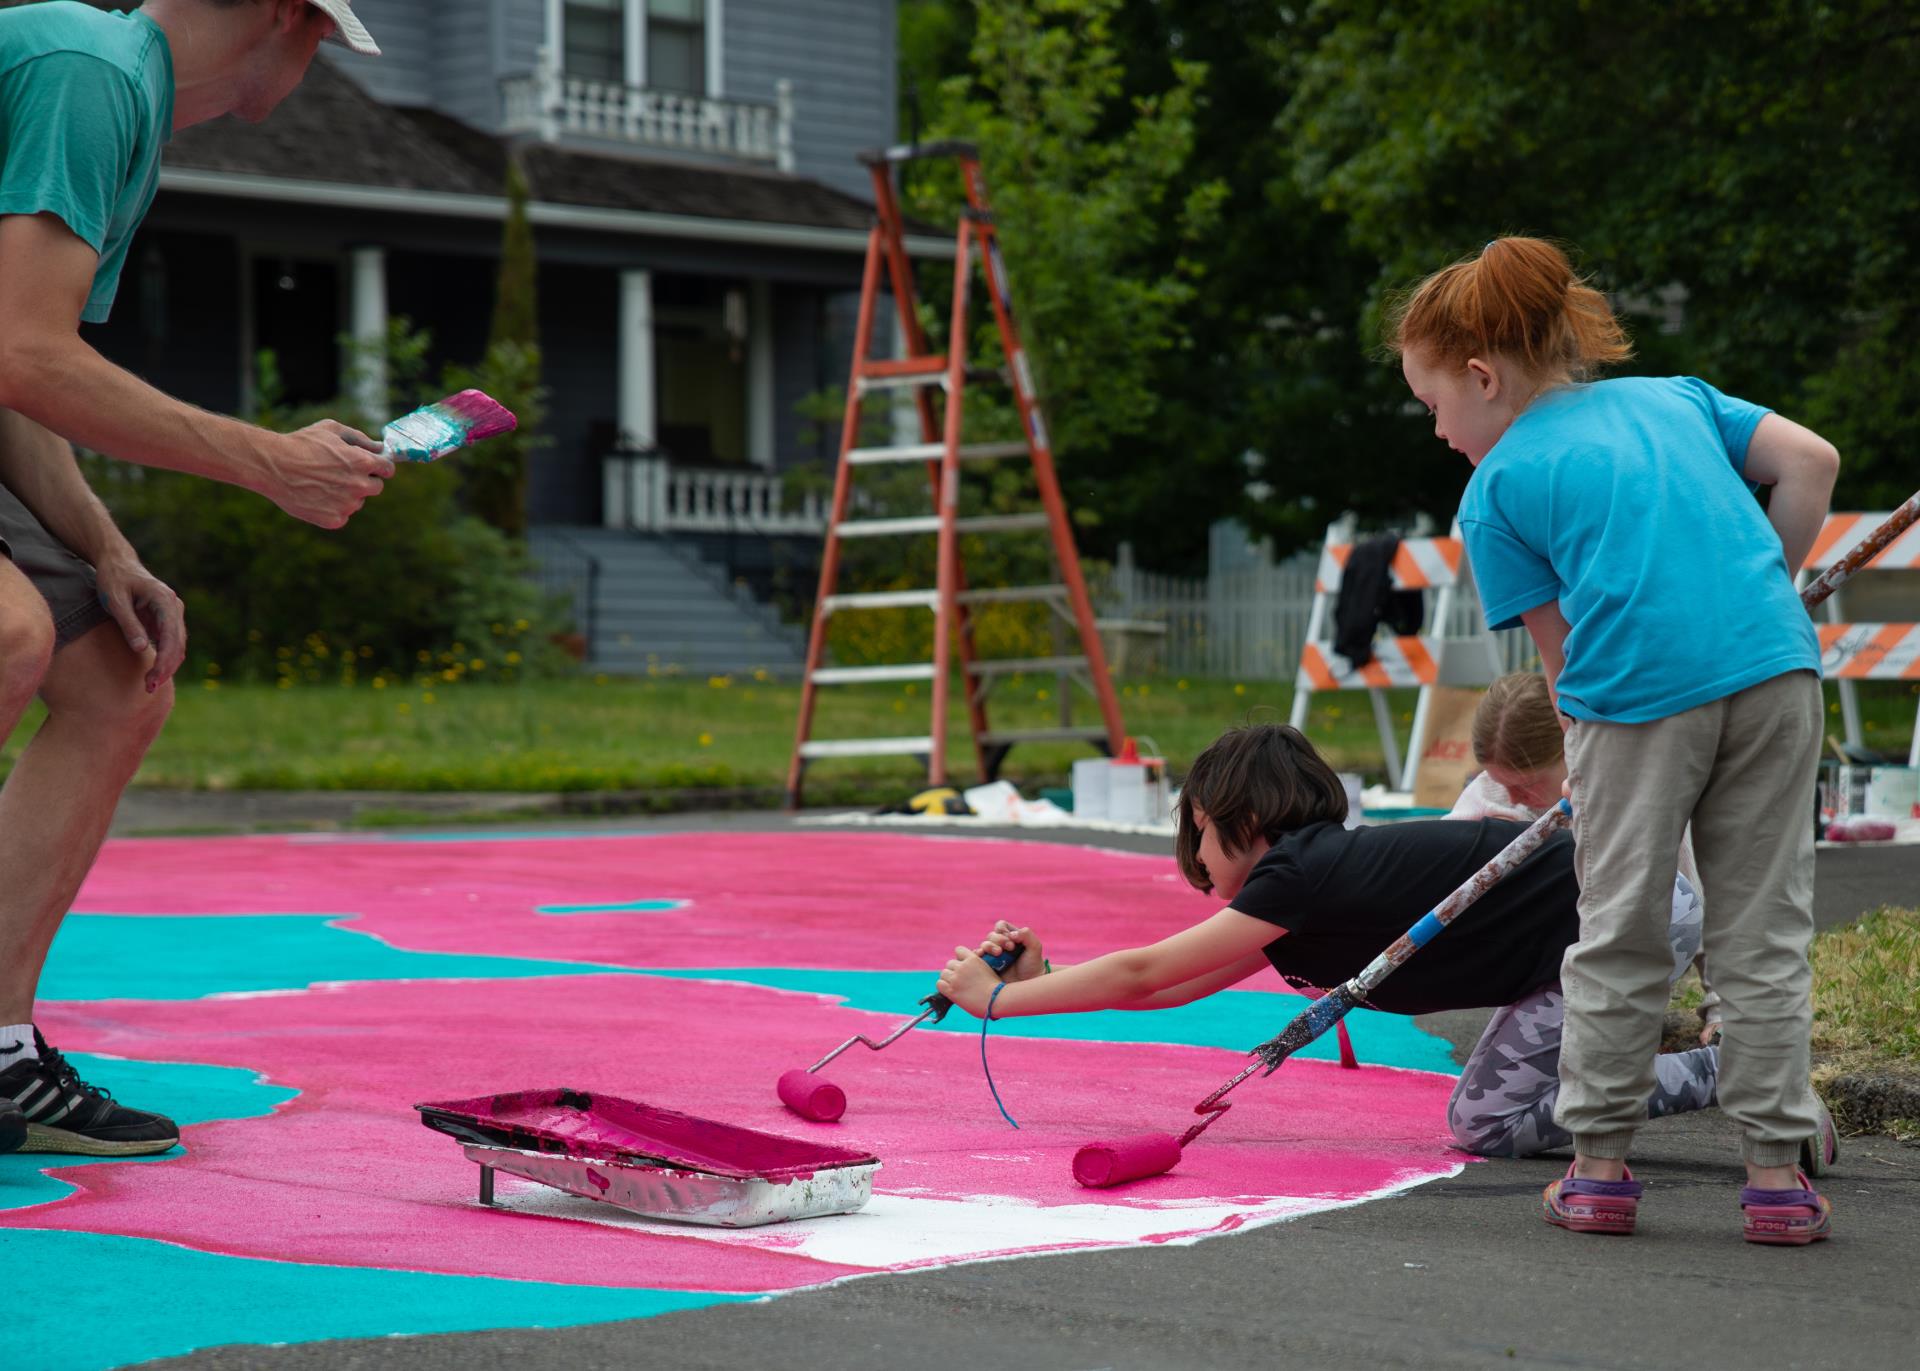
left=1866, top=766, right=1919, bottom=820
left=1071, top=757, right=1110, bottom=821
left=1106, top=738, right=1169, bottom=826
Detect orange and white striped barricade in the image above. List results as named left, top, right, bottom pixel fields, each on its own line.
left=1288, top=525, right=1503, bottom=791
left=1799, top=513, right=1920, bottom=767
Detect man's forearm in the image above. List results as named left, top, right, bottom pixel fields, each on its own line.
left=0, top=406, right=135, bottom=565
left=0, top=333, right=275, bottom=496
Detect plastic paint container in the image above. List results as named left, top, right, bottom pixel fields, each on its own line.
left=1866, top=766, right=1919, bottom=820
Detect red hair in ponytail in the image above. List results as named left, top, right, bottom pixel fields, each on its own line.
left=1389, top=237, right=1632, bottom=382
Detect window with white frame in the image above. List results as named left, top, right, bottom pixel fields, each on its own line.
left=647, top=0, right=706, bottom=94
left=562, top=0, right=625, bottom=83
left=559, top=0, right=716, bottom=93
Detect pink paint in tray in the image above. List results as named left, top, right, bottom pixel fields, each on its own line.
left=416, top=1088, right=882, bottom=1227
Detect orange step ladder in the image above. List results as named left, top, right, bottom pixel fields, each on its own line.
left=785, top=140, right=1124, bottom=807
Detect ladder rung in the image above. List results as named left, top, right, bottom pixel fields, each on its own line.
left=846, top=441, right=1028, bottom=467
left=979, top=727, right=1111, bottom=746
left=863, top=355, right=949, bottom=379
left=821, top=589, right=940, bottom=612
left=957, top=585, right=1066, bottom=605
left=856, top=371, right=948, bottom=394
left=799, top=736, right=934, bottom=759
left=810, top=664, right=937, bottom=684
left=854, top=366, right=1004, bottom=395
left=836, top=516, right=942, bottom=538
left=967, top=655, right=1089, bottom=677
left=835, top=513, right=1051, bottom=539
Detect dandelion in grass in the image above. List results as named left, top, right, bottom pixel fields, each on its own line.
left=422, top=692, right=436, bottom=705
left=1233, top=683, right=1246, bottom=696
left=1177, top=679, right=1188, bottom=691
left=698, top=732, right=714, bottom=747
left=594, top=674, right=609, bottom=686
left=1037, top=688, right=1050, bottom=701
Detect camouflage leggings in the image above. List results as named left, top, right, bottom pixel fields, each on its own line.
left=1447, top=874, right=1718, bottom=1158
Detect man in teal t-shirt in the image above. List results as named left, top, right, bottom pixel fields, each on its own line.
left=0, top=0, right=385, bottom=1159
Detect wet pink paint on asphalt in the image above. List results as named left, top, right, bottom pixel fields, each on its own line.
left=18, top=974, right=1457, bottom=1289
left=11, top=832, right=1465, bottom=1292
left=65, top=833, right=1263, bottom=981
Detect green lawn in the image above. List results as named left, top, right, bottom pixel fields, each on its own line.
left=3, top=673, right=1913, bottom=800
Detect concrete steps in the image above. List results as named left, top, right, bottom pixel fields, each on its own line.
left=529, top=527, right=808, bottom=677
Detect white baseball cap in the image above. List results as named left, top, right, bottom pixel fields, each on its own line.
left=310, top=0, right=381, bottom=57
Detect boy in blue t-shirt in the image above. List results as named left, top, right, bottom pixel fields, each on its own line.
left=1390, top=236, right=1839, bottom=1245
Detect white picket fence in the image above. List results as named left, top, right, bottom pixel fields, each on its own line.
left=1104, top=531, right=1539, bottom=682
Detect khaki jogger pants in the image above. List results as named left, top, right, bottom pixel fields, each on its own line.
left=1557, top=670, right=1823, bottom=1166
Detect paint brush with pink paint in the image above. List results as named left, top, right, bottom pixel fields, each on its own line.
left=382, top=389, right=517, bottom=462
left=778, top=943, right=1024, bottom=1122
left=1074, top=803, right=1574, bottom=1188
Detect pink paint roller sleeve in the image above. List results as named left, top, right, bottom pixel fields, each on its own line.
left=1072, top=1133, right=1183, bottom=1188
left=777, top=1069, right=846, bottom=1122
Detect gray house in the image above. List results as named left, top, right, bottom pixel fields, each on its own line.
left=87, top=0, right=941, bottom=672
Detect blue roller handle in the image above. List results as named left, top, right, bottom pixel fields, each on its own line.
left=1251, top=798, right=1573, bottom=1074
left=921, top=942, right=1024, bottom=1023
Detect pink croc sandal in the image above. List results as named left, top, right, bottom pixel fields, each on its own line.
left=1741, top=1170, right=1832, bottom=1246
left=1543, top=1164, right=1641, bottom=1235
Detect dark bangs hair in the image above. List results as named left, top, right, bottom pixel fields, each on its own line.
left=1174, top=724, right=1348, bottom=893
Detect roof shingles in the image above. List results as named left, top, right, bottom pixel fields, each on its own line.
left=164, top=56, right=880, bottom=232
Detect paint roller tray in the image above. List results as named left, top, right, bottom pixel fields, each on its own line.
left=416, top=1088, right=881, bottom=1228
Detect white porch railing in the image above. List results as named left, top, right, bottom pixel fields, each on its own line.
left=603, top=454, right=826, bottom=535
left=502, top=49, right=794, bottom=171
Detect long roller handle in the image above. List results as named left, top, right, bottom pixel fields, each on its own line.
left=1799, top=491, right=1920, bottom=611
left=1253, top=797, right=1572, bottom=1071
left=1174, top=802, right=1573, bottom=1146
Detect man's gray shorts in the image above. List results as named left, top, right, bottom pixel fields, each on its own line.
left=0, top=480, right=111, bottom=649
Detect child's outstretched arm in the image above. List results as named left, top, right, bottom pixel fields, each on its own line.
left=938, top=909, right=1280, bottom=1020
left=970, top=919, right=1267, bottom=1011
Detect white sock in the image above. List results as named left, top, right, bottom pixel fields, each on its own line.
left=0, top=1024, right=36, bottom=1064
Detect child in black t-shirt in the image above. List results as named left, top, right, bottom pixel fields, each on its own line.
left=937, top=724, right=1827, bottom=1164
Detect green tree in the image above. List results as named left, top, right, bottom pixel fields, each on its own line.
left=906, top=0, right=1228, bottom=565
left=1281, top=0, right=1920, bottom=508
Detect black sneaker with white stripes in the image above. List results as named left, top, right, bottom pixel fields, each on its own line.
left=0, top=1030, right=178, bottom=1156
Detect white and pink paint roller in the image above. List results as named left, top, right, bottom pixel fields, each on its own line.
left=779, top=944, right=1024, bottom=1122
left=382, top=389, right=517, bottom=462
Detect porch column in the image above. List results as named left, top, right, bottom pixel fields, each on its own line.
left=618, top=268, right=656, bottom=448
left=747, top=278, right=775, bottom=469
left=348, top=245, right=387, bottom=422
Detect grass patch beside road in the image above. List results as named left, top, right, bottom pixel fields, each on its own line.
left=1810, top=907, right=1920, bottom=1140
left=3, top=675, right=1414, bottom=798
left=1812, top=907, right=1920, bottom=1065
